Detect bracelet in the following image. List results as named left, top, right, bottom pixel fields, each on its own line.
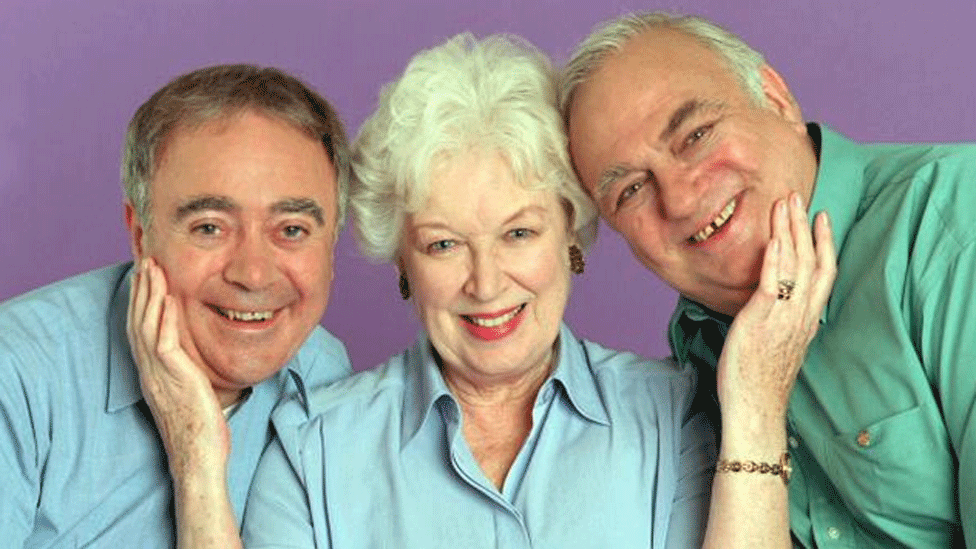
left=717, top=452, right=792, bottom=485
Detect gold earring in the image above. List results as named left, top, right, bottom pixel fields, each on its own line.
left=398, top=272, right=410, bottom=300
left=569, top=245, right=585, bottom=275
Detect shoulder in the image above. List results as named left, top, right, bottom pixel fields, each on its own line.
left=274, top=350, right=410, bottom=434
left=575, top=337, right=697, bottom=417
left=290, top=325, right=353, bottom=386
left=580, top=338, right=693, bottom=388
left=861, top=142, right=976, bottom=230
left=0, top=263, right=128, bottom=372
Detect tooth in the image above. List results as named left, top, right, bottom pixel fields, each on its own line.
left=469, top=305, right=522, bottom=327
left=692, top=198, right=736, bottom=243
left=221, top=308, right=273, bottom=321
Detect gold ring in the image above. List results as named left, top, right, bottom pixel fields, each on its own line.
left=777, top=279, right=796, bottom=300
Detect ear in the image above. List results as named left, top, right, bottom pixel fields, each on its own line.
left=759, top=64, right=804, bottom=127
left=124, top=201, right=147, bottom=260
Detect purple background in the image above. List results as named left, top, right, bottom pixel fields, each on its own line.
left=2, top=0, right=974, bottom=371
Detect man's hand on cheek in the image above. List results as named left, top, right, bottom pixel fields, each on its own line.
left=127, top=258, right=231, bottom=478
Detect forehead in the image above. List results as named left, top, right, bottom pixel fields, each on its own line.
left=151, top=112, right=336, bottom=209
left=415, top=151, right=564, bottom=226
left=567, top=30, right=742, bottom=183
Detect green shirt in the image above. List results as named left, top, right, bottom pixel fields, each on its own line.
left=669, top=125, right=976, bottom=548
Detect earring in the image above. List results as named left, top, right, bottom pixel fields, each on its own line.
left=398, top=272, right=411, bottom=300
left=569, top=245, right=585, bottom=275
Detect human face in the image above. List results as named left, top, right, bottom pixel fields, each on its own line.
left=126, top=111, right=338, bottom=404
left=401, top=151, right=573, bottom=387
left=568, top=29, right=817, bottom=316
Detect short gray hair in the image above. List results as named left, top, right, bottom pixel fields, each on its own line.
left=121, top=64, right=350, bottom=229
left=351, top=32, right=598, bottom=261
left=560, top=12, right=767, bottom=118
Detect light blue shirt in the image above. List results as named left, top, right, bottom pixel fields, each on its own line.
left=0, top=263, right=352, bottom=548
left=243, top=324, right=715, bottom=549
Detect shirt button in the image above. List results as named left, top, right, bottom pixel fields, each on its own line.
left=856, top=430, right=871, bottom=447
left=788, top=436, right=799, bottom=449
left=827, top=527, right=841, bottom=540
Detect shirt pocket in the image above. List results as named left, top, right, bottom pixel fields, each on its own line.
left=825, top=405, right=955, bottom=522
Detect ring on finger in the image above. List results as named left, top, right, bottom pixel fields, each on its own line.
left=777, top=279, right=796, bottom=301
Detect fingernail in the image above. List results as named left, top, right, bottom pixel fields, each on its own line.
left=792, top=192, right=802, bottom=209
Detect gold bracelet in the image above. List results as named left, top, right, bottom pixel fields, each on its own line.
left=717, top=453, right=792, bottom=485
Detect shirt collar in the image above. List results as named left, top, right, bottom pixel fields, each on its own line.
left=400, top=331, right=455, bottom=449
left=400, top=323, right=610, bottom=448
left=807, top=123, right=873, bottom=323
left=548, top=323, right=610, bottom=426
left=106, top=263, right=141, bottom=413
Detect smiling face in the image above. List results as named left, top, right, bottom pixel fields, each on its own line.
left=400, top=151, right=573, bottom=386
left=126, top=110, right=338, bottom=404
left=567, top=29, right=817, bottom=316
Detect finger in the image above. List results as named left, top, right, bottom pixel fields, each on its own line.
left=756, top=229, right=782, bottom=306
left=789, top=193, right=815, bottom=289
left=139, top=260, right=167, bottom=366
left=771, top=197, right=797, bottom=297
left=158, top=294, right=181, bottom=358
left=129, top=259, right=152, bottom=355
left=127, top=259, right=142, bottom=343
left=809, top=211, right=837, bottom=313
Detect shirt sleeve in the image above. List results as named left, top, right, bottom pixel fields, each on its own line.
left=0, top=343, right=43, bottom=547
left=924, top=239, right=976, bottom=545
left=242, top=430, right=321, bottom=549
left=664, top=375, right=717, bottom=549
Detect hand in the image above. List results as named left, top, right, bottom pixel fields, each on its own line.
left=127, top=258, right=230, bottom=477
left=717, top=193, right=837, bottom=428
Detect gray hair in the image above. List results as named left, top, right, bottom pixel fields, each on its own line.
left=121, top=64, right=350, bottom=229
left=560, top=12, right=767, bottom=118
left=351, top=32, right=598, bottom=261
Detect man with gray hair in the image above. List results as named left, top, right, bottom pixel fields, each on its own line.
left=0, top=64, right=352, bottom=547
left=563, top=12, right=976, bottom=548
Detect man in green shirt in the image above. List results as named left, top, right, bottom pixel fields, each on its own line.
left=562, top=11, right=976, bottom=548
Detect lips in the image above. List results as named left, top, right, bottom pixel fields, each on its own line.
left=461, top=304, right=526, bottom=341
left=689, top=197, right=737, bottom=244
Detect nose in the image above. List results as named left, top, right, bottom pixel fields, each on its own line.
left=463, top=246, right=504, bottom=302
left=655, top=164, right=703, bottom=220
left=223, top=232, right=279, bottom=291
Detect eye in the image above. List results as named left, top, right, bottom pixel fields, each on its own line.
left=426, top=239, right=456, bottom=254
left=615, top=179, right=646, bottom=210
left=281, top=225, right=308, bottom=240
left=507, top=227, right=534, bottom=240
left=682, top=123, right=714, bottom=150
left=192, top=223, right=221, bottom=236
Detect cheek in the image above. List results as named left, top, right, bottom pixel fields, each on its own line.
left=410, top=261, right=463, bottom=313
left=287, top=248, right=335, bottom=296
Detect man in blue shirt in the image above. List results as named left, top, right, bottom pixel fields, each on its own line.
left=0, top=64, right=352, bottom=548
left=563, top=12, right=975, bottom=548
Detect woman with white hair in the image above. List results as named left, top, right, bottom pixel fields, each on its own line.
left=131, top=32, right=834, bottom=549
left=235, top=32, right=835, bottom=548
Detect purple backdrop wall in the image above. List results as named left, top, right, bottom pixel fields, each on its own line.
left=2, top=0, right=974, bottom=371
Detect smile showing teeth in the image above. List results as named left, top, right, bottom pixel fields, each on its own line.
left=217, top=307, right=274, bottom=322
left=464, top=304, right=525, bottom=328
left=690, top=198, right=736, bottom=243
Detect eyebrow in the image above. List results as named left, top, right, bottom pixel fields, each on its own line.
left=271, top=197, right=325, bottom=226
left=411, top=205, right=549, bottom=234
left=173, top=195, right=236, bottom=222
left=172, top=195, right=325, bottom=226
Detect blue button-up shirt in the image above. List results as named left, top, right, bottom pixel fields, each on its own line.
left=243, top=324, right=715, bottom=549
left=0, top=263, right=352, bottom=548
